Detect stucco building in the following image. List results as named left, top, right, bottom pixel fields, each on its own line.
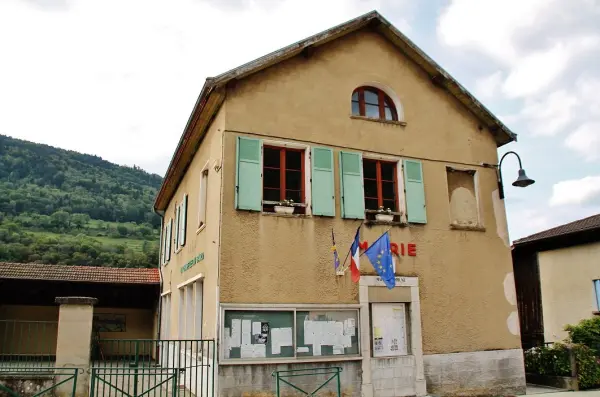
left=513, top=214, right=600, bottom=349
left=154, top=11, right=525, bottom=397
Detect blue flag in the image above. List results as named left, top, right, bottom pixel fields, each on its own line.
left=364, top=232, right=396, bottom=289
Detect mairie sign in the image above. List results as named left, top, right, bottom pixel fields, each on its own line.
left=181, top=252, right=204, bottom=273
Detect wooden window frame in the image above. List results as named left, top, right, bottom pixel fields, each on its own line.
left=352, top=87, right=398, bottom=121
left=262, top=145, right=306, bottom=210
left=363, top=158, right=400, bottom=212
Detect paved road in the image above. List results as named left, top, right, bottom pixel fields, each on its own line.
left=527, top=385, right=600, bottom=397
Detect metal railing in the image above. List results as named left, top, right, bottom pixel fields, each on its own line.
left=273, top=367, right=343, bottom=397
left=0, top=320, right=58, bottom=369
left=91, top=339, right=215, bottom=397
left=0, top=367, right=80, bottom=396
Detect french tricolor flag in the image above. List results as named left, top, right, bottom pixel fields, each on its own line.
left=350, top=228, right=361, bottom=283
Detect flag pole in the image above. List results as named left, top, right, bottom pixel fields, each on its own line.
left=339, top=221, right=363, bottom=273
left=359, top=227, right=392, bottom=257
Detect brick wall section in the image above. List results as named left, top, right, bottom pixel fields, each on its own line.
left=423, top=349, right=526, bottom=396
left=370, top=355, right=416, bottom=397
left=218, top=361, right=361, bottom=397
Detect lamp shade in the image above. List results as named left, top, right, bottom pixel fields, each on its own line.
left=512, top=168, right=535, bottom=188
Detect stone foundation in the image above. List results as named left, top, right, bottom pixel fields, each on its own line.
left=423, top=349, right=526, bottom=396
left=370, top=355, right=416, bottom=397
left=218, top=361, right=361, bottom=397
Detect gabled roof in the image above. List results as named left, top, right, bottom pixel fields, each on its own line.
left=513, top=213, right=600, bottom=246
left=0, top=262, right=160, bottom=285
left=154, top=10, right=517, bottom=211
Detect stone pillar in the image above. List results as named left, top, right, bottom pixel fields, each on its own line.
left=54, top=297, right=98, bottom=397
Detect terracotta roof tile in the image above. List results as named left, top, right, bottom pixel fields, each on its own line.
left=0, top=262, right=160, bottom=285
left=513, top=213, right=600, bottom=245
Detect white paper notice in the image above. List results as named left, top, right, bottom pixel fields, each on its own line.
left=240, top=344, right=253, bottom=358
left=344, top=319, right=356, bottom=337
left=296, top=346, right=309, bottom=353
left=252, top=344, right=266, bottom=358
left=271, top=328, right=281, bottom=355
left=304, top=321, right=313, bottom=345
left=280, top=327, right=293, bottom=346
left=333, top=345, right=344, bottom=355
left=313, top=344, right=322, bottom=356
left=231, top=320, right=241, bottom=348
left=242, top=320, right=251, bottom=346
left=240, top=344, right=266, bottom=358
left=252, top=322, right=261, bottom=336
left=271, top=342, right=281, bottom=355
left=342, top=334, right=352, bottom=348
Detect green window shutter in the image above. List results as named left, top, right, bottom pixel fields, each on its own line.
left=339, top=151, right=365, bottom=219
left=311, top=147, right=335, bottom=216
left=181, top=194, right=188, bottom=246
left=166, top=219, right=172, bottom=261
left=174, top=206, right=180, bottom=249
left=236, top=137, right=262, bottom=211
left=160, top=223, right=165, bottom=265
left=404, top=159, right=427, bottom=224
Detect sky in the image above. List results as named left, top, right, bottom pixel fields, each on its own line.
left=1, top=0, right=599, bottom=241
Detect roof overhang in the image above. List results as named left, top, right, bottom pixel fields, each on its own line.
left=153, top=11, right=517, bottom=212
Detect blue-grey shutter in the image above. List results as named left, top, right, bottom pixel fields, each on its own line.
left=236, top=137, right=262, bottom=211
left=339, top=151, right=365, bottom=219
left=311, top=147, right=335, bottom=216
left=404, top=159, right=427, bottom=223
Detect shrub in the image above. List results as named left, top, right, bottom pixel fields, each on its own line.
left=524, top=343, right=600, bottom=389
left=565, top=316, right=600, bottom=357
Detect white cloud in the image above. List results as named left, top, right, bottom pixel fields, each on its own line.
left=437, top=0, right=553, bottom=65
left=565, top=122, right=600, bottom=161
left=519, top=90, right=578, bottom=136
left=0, top=0, right=383, bottom=175
left=474, top=71, right=503, bottom=99
left=501, top=44, right=570, bottom=98
left=549, top=175, right=600, bottom=206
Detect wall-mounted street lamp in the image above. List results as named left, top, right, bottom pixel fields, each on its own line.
left=496, top=151, right=535, bottom=199
left=483, top=151, right=535, bottom=199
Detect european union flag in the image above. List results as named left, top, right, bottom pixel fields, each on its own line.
left=364, top=232, right=396, bottom=289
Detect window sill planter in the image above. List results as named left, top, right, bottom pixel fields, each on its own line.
left=375, top=213, right=394, bottom=222
left=274, top=206, right=294, bottom=215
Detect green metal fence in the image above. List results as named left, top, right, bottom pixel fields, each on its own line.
left=0, top=320, right=58, bottom=369
left=272, top=367, right=343, bottom=397
left=0, top=367, right=79, bottom=397
left=91, top=339, right=215, bottom=397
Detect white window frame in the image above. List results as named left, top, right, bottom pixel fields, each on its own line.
left=178, top=276, right=204, bottom=340
left=362, top=152, right=407, bottom=223
left=260, top=139, right=312, bottom=216
left=162, top=219, right=172, bottom=265
left=160, top=293, right=172, bottom=339
left=220, top=303, right=361, bottom=364
left=594, top=280, right=600, bottom=312
left=174, top=203, right=180, bottom=252
left=198, top=161, right=210, bottom=233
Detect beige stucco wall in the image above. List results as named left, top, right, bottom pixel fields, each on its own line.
left=216, top=29, right=519, bottom=354
left=94, top=307, right=154, bottom=340
left=539, top=242, right=600, bottom=342
left=160, top=105, right=225, bottom=340
left=0, top=305, right=59, bottom=356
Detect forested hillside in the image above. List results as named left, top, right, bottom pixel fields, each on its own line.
left=0, top=134, right=163, bottom=268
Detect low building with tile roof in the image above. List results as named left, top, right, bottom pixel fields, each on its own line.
left=512, top=214, right=600, bottom=349
left=0, top=262, right=160, bottom=362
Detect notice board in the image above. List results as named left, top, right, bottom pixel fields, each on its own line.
left=371, top=303, right=407, bottom=357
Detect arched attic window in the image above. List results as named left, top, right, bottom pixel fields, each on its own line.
left=351, top=86, right=398, bottom=121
